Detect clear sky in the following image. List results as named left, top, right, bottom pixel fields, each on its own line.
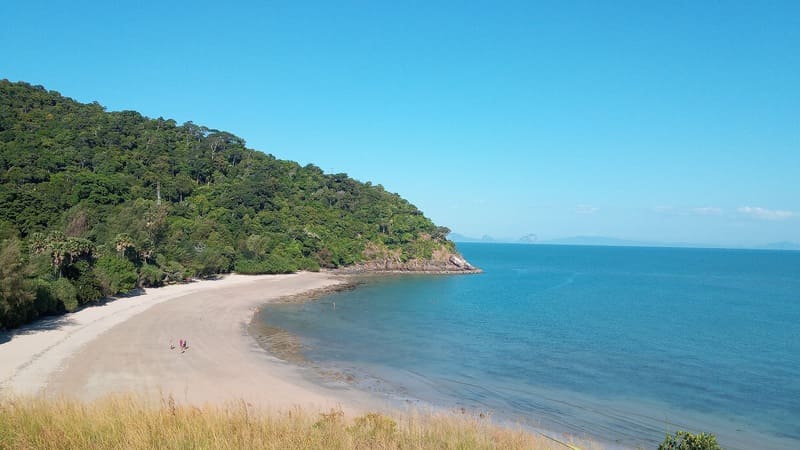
left=2, top=1, right=798, bottom=246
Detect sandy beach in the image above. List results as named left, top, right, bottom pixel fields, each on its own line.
left=0, top=272, right=376, bottom=413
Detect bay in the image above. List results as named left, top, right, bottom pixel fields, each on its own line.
left=256, top=243, right=800, bottom=449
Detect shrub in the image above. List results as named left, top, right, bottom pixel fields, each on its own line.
left=193, top=246, right=234, bottom=277
left=95, top=255, right=137, bottom=295
left=49, top=278, right=78, bottom=312
left=0, top=238, right=36, bottom=328
left=161, top=261, right=189, bottom=283
left=138, top=264, right=165, bottom=287
left=299, top=258, right=321, bottom=272
left=261, top=254, right=299, bottom=274
left=659, top=431, right=723, bottom=450
left=235, top=255, right=298, bottom=275
left=32, top=279, right=65, bottom=316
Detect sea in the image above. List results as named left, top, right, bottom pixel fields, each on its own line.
left=255, top=243, right=800, bottom=449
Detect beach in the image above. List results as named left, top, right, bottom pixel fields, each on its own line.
left=0, top=272, right=375, bottom=413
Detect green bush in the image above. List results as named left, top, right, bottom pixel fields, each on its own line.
left=235, top=255, right=297, bottom=275
left=138, top=264, right=165, bottom=287
left=95, top=256, right=137, bottom=295
left=49, top=278, right=78, bottom=312
left=32, top=279, right=65, bottom=316
left=299, top=258, right=321, bottom=272
left=193, top=246, right=234, bottom=277
left=65, top=260, right=102, bottom=305
left=659, top=431, right=723, bottom=450
left=161, top=261, right=189, bottom=283
left=234, top=259, right=267, bottom=274
left=0, top=238, right=36, bottom=328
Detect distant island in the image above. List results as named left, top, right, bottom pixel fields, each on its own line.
left=449, top=233, right=658, bottom=246
left=449, top=232, right=800, bottom=251
left=0, top=80, right=474, bottom=330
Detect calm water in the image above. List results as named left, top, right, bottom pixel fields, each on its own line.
left=257, top=244, right=800, bottom=449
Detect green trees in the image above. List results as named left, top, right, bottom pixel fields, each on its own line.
left=0, top=79, right=458, bottom=330
left=45, top=278, right=78, bottom=313
left=95, top=255, right=138, bottom=295
left=0, top=238, right=35, bottom=328
left=28, top=231, right=95, bottom=278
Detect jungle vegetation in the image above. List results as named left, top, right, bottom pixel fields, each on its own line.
left=0, top=80, right=454, bottom=329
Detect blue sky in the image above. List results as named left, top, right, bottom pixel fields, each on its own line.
left=2, top=1, right=798, bottom=246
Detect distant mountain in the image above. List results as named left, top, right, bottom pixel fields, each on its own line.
left=541, top=236, right=658, bottom=247
left=451, top=233, right=659, bottom=247
left=448, top=233, right=497, bottom=243
left=451, top=233, right=800, bottom=251
left=545, top=236, right=800, bottom=251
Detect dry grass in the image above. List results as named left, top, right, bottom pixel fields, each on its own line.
left=0, top=395, right=589, bottom=449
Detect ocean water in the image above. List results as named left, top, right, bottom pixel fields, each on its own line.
left=256, top=244, right=800, bottom=449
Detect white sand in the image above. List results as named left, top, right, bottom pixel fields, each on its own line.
left=0, top=272, right=376, bottom=412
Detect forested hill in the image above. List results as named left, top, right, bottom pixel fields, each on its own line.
left=0, top=80, right=473, bottom=329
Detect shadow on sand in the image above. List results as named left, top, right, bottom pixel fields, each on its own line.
left=0, top=277, right=223, bottom=346
left=0, top=277, right=220, bottom=345
left=0, top=287, right=154, bottom=345
left=0, top=314, right=77, bottom=345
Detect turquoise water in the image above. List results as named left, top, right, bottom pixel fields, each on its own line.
left=257, top=244, right=800, bottom=449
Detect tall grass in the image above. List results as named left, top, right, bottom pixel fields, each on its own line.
left=0, top=395, right=590, bottom=449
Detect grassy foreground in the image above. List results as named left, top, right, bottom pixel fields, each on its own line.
left=0, top=395, right=588, bottom=450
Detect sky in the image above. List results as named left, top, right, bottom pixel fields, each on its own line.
left=2, top=1, right=798, bottom=247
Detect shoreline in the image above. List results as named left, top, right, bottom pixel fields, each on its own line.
left=1, top=270, right=594, bottom=449
left=0, top=272, right=383, bottom=414
left=249, top=274, right=605, bottom=450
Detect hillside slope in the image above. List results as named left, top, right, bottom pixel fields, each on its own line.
left=0, top=80, right=474, bottom=329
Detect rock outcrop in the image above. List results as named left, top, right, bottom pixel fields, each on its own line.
left=337, top=248, right=481, bottom=275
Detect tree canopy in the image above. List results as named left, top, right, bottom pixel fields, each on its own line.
left=0, top=80, right=456, bottom=329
